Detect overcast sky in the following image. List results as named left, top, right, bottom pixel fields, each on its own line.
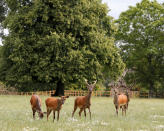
left=102, top=0, right=164, bottom=19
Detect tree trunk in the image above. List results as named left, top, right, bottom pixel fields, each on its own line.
left=52, top=80, right=64, bottom=96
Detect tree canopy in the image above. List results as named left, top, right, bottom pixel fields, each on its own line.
left=0, top=0, right=125, bottom=92
left=115, top=0, right=164, bottom=93
left=0, top=0, right=7, bottom=36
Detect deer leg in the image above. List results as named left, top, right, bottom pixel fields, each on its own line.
left=124, top=105, right=127, bottom=116
left=79, top=108, right=83, bottom=117
left=88, top=107, right=91, bottom=120
left=57, top=110, right=60, bottom=121
left=121, top=106, right=124, bottom=116
left=122, top=105, right=126, bottom=116
left=53, top=110, right=55, bottom=122
left=84, top=108, right=86, bottom=118
left=47, top=108, right=52, bottom=121
left=32, top=108, right=36, bottom=119
left=115, top=105, right=118, bottom=116
left=72, top=106, right=77, bottom=117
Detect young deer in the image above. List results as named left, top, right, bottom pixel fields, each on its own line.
left=113, top=88, right=129, bottom=116
left=72, top=79, right=97, bottom=119
left=30, top=94, right=44, bottom=119
left=45, top=96, right=69, bottom=121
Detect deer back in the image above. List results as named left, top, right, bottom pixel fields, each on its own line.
left=75, top=96, right=89, bottom=108
left=30, top=95, right=42, bottom=110
left=45, top=96, right=69, bottom=110
left=45, top=97, right=58, bottom=110
left=118, top=94, right=128, bottom=105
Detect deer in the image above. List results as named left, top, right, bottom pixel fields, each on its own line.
left=72, top=79, right=97, bottom=119
left=45, top=96, right=69, bottom=122
left=30, top=94, right=44, bottom=119
left=112, top=69, right=135, bottom=114
left=113, top=87, right=129, bottom=116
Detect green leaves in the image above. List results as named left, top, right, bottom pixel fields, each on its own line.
left=116, top=0, right=164, bottom=91
left=0, top=0, right=125, bottom=91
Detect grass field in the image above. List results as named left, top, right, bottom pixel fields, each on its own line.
left=0, top=95, right=164, bottom=131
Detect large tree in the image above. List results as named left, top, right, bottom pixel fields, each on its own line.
left=115, top=0, right=164, bottom=95
left=0, top=0, right=7, bottom=36
left=0, top=0, right=125, bottom=94
left=0, top=0, right=6, bottom=23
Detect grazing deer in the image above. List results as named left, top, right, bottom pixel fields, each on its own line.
left=30, top=94, right=44, bottom=119
left=72, top=79, right=97, bottom=119
left=45, top=96, right=69, bottom=121
left=113, top=88, right=129, bottom=116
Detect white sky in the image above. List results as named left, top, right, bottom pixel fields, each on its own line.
left=102, top=0, right=164, bottom=19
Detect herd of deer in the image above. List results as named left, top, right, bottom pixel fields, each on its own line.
left=30, top=79, right=130, bottom=121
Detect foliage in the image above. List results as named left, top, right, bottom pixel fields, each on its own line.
left=115, top=0, right=164, bottom=92
left=0, top=0, right=7, bottom=36
left=0, top=0, right=125, bottom=91
left=0, top=0, right=6, bottom=23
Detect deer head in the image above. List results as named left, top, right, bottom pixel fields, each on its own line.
left=85, top=79, right=97, bottom=93
left=113, top=87, right=120, bottom=95
left=60, top=96, right=69, bottom=104
left=38, top=111, right=44, bottom=119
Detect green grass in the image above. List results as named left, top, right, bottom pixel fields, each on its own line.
left=0, top=95, right=164, bottom=131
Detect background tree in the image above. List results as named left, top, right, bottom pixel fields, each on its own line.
left=0, top=0, right=7, bottom=37
left=115, top=0, right=164, bottom=96
left=0, top=0, right=125, bottom=94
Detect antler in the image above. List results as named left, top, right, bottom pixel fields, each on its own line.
left=109, top=81, right=116, bottom=89
left=92, top=80, right=97, bottom=86
left=128, top=79, right=136, bottom=89
left=122, top=69, right=128, bottom=77
left=84, top=79, right=90, bottom=86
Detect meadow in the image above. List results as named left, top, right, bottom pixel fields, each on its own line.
left=0, top=95, right=164, bottom=131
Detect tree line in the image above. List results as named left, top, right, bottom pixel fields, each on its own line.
left=0, top=0, right=163, bottom=96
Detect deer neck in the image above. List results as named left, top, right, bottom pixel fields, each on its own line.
left=114, top=94, right=119, bottom=105
left=57, top=99, right=63, bottom=110
left=86, top=91, right=92, bottom=103
left=36, top=96, right=42, bottom=113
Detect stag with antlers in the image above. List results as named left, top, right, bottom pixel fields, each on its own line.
left=72, top=79, right=97, bottom=119
left=111, top=69, right=135, bottom=116
left=113, top=87, right=129, bottom=116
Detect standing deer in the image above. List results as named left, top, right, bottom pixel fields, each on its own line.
left=45, top=96, right=69, bottom=121
left=113, top=87, right=129, bottom=116
left=72, top=79, right=97, bottom=119
left=30, top=94, right=44, bottom=119
left=111, top=69, right=135, bottom=115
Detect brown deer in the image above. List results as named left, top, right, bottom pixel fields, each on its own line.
left=30, top=94, right=44, bottom=119
left=45, top=96, right=69, bottom=121
left=113, top=87, right=129, bottom=116
left=111, top=69, right=135, bottom=115
left=72, top=79, right=97, bottom=119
